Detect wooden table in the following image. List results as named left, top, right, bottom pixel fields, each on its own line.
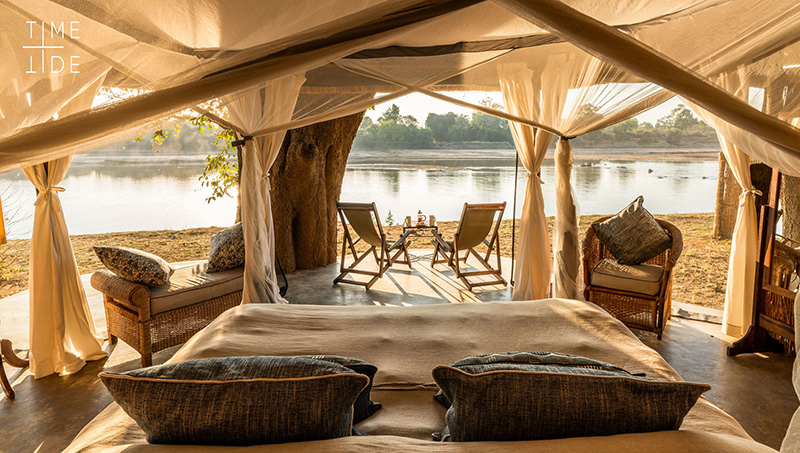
left=402, top=223, right=438, bottom=237
left=402, top=224, right=439, bottom=262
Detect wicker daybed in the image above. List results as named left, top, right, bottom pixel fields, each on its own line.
left=91, top=260, right=243, bottom=367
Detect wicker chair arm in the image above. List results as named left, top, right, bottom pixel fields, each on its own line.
left=581, top=223, right=602, bottom=266
left=90, top=270, right=151, bottom=310
left=659, top=220, right=683, bottom=270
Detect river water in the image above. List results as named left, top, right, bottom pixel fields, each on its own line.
left=0, top=150, right=719, bottom=239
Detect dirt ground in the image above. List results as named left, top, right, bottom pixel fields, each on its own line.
left=0, top=213, right=729, bottom=310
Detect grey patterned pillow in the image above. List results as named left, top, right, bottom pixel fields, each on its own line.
left=207, top=223, right=244, bottom=273
left=93, top=246, right=174, bottom=287
left=433, top=351, right=635, bottom=409
left=592, top=196, right=672, bottom=264
left=100, top=356, right=369, bottom=445
left=433, top=351, right=710, bottom=442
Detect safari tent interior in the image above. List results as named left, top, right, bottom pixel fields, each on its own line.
left=3, top=0, right=800, bottom=451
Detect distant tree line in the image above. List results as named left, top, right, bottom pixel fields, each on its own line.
left=353, top=102, right=719, bottom=150
left=354, top=101, right=513, bottom=150
left=571, top=103, right=718, bottom=148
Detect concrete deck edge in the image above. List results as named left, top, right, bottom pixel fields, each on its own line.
left=672, top=301, right=723, bottom=324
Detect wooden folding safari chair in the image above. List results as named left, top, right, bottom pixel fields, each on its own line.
left=431, top=202, right=507, bottom=290
left=335, top=202, right=412, bottom=289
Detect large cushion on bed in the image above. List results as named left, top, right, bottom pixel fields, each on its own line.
left=433, top=351, right=635, bottom=408
left=99, top=356, right=368, bottom=445
left=433, top=352, right=710, bottom=442
left=149, top=261, right=243, bottom=315
left=592, top=196, right=672, bottom=264
left=590, top=258, right=664, bottom=296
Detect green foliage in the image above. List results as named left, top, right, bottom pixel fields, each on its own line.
left=572, top=104, right=717, bottom=148
left=356, top=104, right=435, bottom=149
left=136, top=115, right=238, bottom=203
left=191, top=116, right=238, bottom=203
left=356, top=102, right=716, bottom=150
left=354, top=103, right=512, bottom=150
left=385, top=210, right=395, bottom=226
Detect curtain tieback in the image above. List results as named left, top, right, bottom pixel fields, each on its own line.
left=739, top=187, right=762, bottom=201
left=34, top=186, right=65, bottom=206
left=231, top=135, right=253, bottom=147
left=527, top=173, right=544, bottom=184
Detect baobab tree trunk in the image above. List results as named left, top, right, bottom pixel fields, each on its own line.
left=713, top=156, right=772, bottom=239
left=781, top=175, right=800, bottom=243
left=713, top=153, right=740, bottom=239
left=269, top=112, right=365, bottom=272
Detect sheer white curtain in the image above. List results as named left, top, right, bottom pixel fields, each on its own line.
left=553, top=138, right=582, bottom=300
left=715, top=135, right=759, bottom=338
left=498, top=53, right=665, bottom=300
left=223, top=75, right=305, bottom=303
left=685, top=70, right=776, bottom=338
left=535, top=53, right=588, bottom=301
left=23, top=82, right=107, bottom=379
left=499, top=66, right=553, bottom=300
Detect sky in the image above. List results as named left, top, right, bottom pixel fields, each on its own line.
left=364, top=91, right=685, bottom=126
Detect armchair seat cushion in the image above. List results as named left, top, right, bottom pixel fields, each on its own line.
left=590, top=258, right=664, bottom=296
left=150, top=261, right=243, bottom=315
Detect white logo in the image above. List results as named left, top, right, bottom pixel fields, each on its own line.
left=24, top=21, right=80, bottom=74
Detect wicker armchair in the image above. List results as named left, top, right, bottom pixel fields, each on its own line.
left=582, top=217, right=683, bottom=339
left=92, top=262, right=243, bottom=367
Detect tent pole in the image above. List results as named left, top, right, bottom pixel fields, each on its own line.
left=510, top=149, right=520, bottom=286
left=510, top=129, right=534, bottom=288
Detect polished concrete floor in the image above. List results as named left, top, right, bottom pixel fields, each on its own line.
left=0, top=250, right=796, bottom=452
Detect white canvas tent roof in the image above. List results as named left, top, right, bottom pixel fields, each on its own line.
left=2, top=0, right=800, bottom=406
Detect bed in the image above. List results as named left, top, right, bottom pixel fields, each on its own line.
left=65, top=299, right=776, bottom=452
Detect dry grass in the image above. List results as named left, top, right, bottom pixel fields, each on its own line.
left=0, top=213, right=730, bottom=310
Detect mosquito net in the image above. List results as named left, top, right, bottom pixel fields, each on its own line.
left=4, top=0, right=800, bottom=380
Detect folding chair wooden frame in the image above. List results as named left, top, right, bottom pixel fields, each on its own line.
left=335, top=202, right=412, bottom=289
left=431, top=202, right=507, bottom=290
left=0, top=339, right=28, bottom=399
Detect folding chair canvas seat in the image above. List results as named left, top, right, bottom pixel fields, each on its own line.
left=335, top=202, right=412, bottom=289
left=431, top=202, right=507, bottom=290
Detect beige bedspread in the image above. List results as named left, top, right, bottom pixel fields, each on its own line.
left=65, top=299, right=776, bottom=452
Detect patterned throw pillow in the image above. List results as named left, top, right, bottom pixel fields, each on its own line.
left=100, top=356, right=369, bottom=445
left=433, top=351, right=635, bottom=409
left=300, top=355, right=382, bottom=423
left=592, top=196, right=672, bottom=264
left=433, top=351, right=710, bottom=442
left=207, top=223, right=245, bottom=273
left=93, top=246, right=174, bottom=287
